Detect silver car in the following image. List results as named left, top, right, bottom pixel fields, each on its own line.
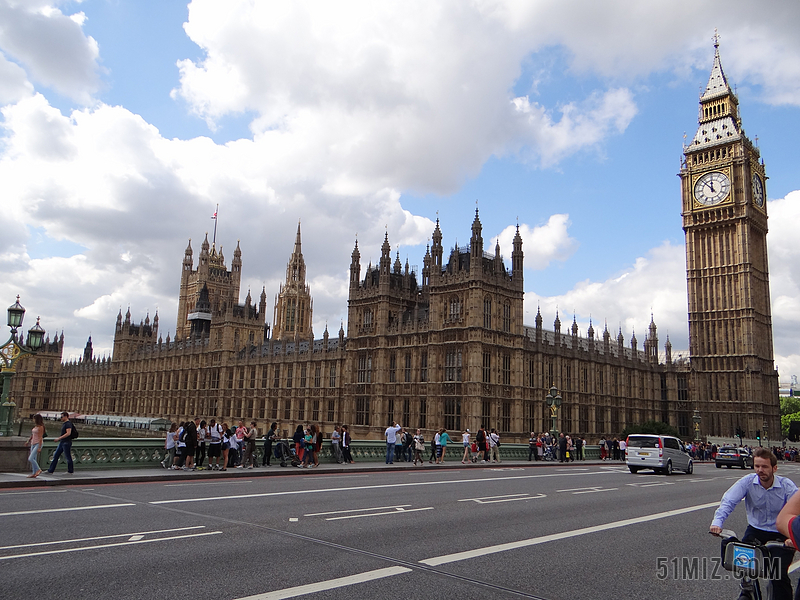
left=625, top=434, right=693, bottom=475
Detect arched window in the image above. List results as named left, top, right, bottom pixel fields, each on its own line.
left=483, top=297, right=492, bottom=328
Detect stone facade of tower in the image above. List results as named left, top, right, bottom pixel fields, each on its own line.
left=679, top=41, right=779, bottom=438
left=272, top=222, right=313, bottom=341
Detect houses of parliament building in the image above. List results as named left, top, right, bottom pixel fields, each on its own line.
left=10, top=43, right=780, bottom=442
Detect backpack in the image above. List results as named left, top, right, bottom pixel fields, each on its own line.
left=69, top=423, right=79, bottom=440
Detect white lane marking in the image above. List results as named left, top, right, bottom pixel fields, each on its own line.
left=0, top=526, right=206, bottom=551
left=165, top=481, right=253, bottom=487
left=790, top=560, right=800, bottom=574
left=236, top=566, right=412, bottom=599
left=420, top=501, right=720, bottom=566
left=0, top=490, right=67, bottom=497
left=634, top=482, right=675, bottom=488
left=459, top=493, right=546, bottom=504
left=128, top=535, right=144, bottom=541
left=151, top=470, right=608, bottom=505
left=304, top=505, right=411, bottom=517
left=0, top=503, right=135, bottom=517
left=0, top=531, right=222, bottom=561
left=325, top=507, right=434, bottom=521
left=556, top=486, right=617, bottom=494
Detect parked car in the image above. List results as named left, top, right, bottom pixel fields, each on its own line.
left=715, top=446, right=754, bottom=469
left=625, top=434, right=693, bottom=475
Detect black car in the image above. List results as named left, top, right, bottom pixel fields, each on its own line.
left=715, top=446, right=754, bottom=469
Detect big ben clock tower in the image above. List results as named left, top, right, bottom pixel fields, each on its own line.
left=680, top=37, right=779, bottom=438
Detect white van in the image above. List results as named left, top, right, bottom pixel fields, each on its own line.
left=625, top=434, right=693, bottom=475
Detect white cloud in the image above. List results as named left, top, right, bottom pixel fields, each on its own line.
left=493, top=214, right=579, bottom=271
left=0, top=51, right=33, bottom=104
left=0, top=1, right=101, bottom=103
left=528, top=241, right=689, bottom=359
left=767, top=191, right=800, bottom=380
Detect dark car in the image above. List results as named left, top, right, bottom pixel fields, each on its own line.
left=715, top=446, right=753, bottom=469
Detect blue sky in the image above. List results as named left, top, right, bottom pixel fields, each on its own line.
left=0, top=1, right=798, bottom=381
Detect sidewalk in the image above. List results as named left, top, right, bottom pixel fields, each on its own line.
left=0, top=458, right=621, bottom=489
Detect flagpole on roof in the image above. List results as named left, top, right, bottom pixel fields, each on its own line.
left=211, top=203, right=218, bottom=245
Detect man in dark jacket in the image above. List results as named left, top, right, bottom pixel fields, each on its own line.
left=558, top=432, right=568, bottom=463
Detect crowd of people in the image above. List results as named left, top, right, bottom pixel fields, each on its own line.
left=382, top=423, right=504, bottom=465
left=527, top=432, right=589, bottom=462
left=161, top=419, right=358, bottom=470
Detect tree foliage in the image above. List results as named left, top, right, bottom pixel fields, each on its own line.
left=620, top=420, right=681, bottom=439
left=781, top=412, right=800, bottom=439
left=781, top=396, right=800, bottom=417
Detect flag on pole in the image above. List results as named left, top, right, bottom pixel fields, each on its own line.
left=211, top=211, right=217, bottom=220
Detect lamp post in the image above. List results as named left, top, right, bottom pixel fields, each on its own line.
left=763, top=420, right=769, bottom=448
left=545, top=384, right=562, bottom=438
left=0, top=296, right=45, bottom=436
left=692, top=409, right=701, bottom=444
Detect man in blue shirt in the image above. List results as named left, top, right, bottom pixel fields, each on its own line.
left=384, top=421, right=401, bottom=464
left=46, top=411, right=75, bottom=474
left=710, top=447, right=797, bottom=600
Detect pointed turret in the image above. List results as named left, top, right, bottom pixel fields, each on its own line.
left=470, top=207, right=483, bottom=260
left=394, top=250, right=402, bottom=274
left=350, top=238, right=361, bottom=289
left=83, top=336, right=93, bottom=362
left=183, top=239, right=193, bottom=273
left=231, top=239, right=242, bottom=277
left=512, top=224, right=523, bottom=285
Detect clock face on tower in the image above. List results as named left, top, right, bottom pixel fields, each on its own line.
left=752, top=174, right=765, bottom=207
left=694, top=171, right=731, bottom=206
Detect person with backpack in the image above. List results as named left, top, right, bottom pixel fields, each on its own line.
left=46, top=411, right=76, bottom=474
left=220, top=423, right=231, bottom=471
left=182, top=417, right=198, bottom=470
left=207, top=419, right=223, bottom=470
left=161, top=422, right=178, bottom=469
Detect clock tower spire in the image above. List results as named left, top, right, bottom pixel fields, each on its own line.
left=680, top=37, right=778, bottom=438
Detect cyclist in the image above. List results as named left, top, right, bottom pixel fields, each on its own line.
left=710, top=447, right=797, bottom=600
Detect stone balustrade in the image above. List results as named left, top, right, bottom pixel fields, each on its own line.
left=37, top=438, right=601, bottom=469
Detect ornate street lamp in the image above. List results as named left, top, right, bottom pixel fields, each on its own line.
left=692, top=409, right=701, bottom=444
left=545, top=384, right=562, bottom=438
left=0, top=297, right=46, bottom=436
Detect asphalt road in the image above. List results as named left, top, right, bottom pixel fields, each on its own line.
left=4, top=462, right=800, bottom=600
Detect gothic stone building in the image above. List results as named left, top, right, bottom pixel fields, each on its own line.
left=10, top=43, right=780, bottom=441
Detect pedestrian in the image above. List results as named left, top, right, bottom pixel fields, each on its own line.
left=600, top=436, right=607, bottom=461
left=220, top=422, right=231, bottom=471
left=437, top=428, right=452, bottom=463
left=403, top=428, right=414, bottom=462
left=476, top=426, right=487, bottom=462
left=618, top=437, right=627, bottom=461
left=314, top=425, right=322, bottom=466
left=183, top=417, right=198, bottom=470
left=293, top=425, right=306, bottom=462
left=385, top=421, right=402, bottom=464
left=238, top=420, right=258, bottom=468
left=413, top=429, right=425, bottom=465
left=161, top=422, right=178, bottom=469
left=207, top=419, right=223, bottom=470
left=528, top=431, right=537, bottom=461
left=25, top=414, right=45, bottom=478
left=341, top=425, right=354, bottom=463
left=302, top=425, right=317, bottom=468
left=195, top=419, right=207, bottom=469
left=331, top=425, right=344, bottom=463
left=433, top=429, right=441, bottom=463
left=46, top=411, right=75, bottom=474
left=429, top=431, right=438, bottom=463
left=263, top=422, right=278, bottom=466
left=558, top=432, right=567, bottom=463
left=489, top=428, right=501, bottom=463
left=461, top=429, right=472, bottom=464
